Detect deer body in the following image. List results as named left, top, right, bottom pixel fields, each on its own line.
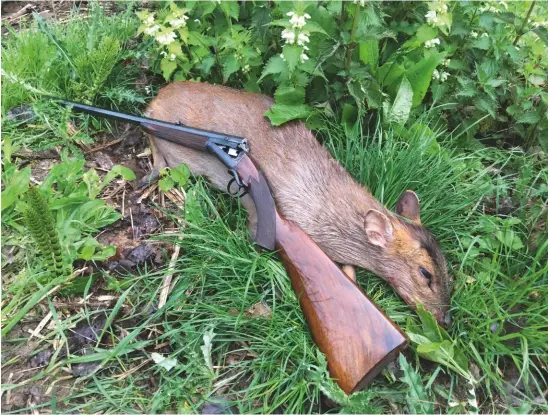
left=146, top=82, right=451, bottom=325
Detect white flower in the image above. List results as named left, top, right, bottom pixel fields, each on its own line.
left=300, top=53, right=309, bottom=63
left=194, top=19, right=200, bottom=24
left=290, top=14, right=307, bottom=29
left=144, top=24, right=161, bottom=36
left=170, top=15, right=189, bottom=29
left=442, top=58, right=451, bottom=67
left=280, top=53, right=285, bottom=60
left=481, top=33, right=488, bottom=38
left=242, top=64, right=250, bottom=73
left=169, top=54, right=176, bottom=61
left=143, top=15, right=155, bottom=25
left=471, top=31, right=478, bottom=38
left=433, top=69, right=449, bottom=82
left=440, top=71, right=449, bottom=82
left=145, top=85, right=152, bottom=94
left=304, top=13, right=311, bottom=19
left=160, top=51, right=167, bottom=57
left=297, top=32, right=310, bottom=46
left=281, top=29, right=296, bottom=44
left=354, top=0, right=366, bottom=6
left=437, top=4, right=448, bottom=13
left=156, top=31, right=177, bottom=46
left=303, top=45, right=310, bottom=51
left=286, top=11, right=295, bottom=17
left=425, top=10, right=438, bottom=25
left=424, top=38, right=440, bottom=48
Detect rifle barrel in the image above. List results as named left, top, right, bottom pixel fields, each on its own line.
left=57, top=99, right=246, bottom=151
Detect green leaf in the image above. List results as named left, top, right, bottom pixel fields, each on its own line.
left=283, top=45, right=302, bottom=73
left=471, top=37, right=490, bottom=50
left=274, top=85, right=306, bottom=105
left=170, top=163, right=191, bottom=186
left=385, top=76, right=413, bottom=125
left=102, top=165, right=136, bottom=189
left=403, top=24, right=438, bottom=49
left=377, top=61, right=405, bottom=88
left=359, top=39, right=379, bottom=69
left=159, top=176, right=174, bottom=192
left=515, top=111, right=541, bottom=125
left=341, top=103, right=358, bottom=126
left=160, top=58, right=177, bottom=81
left=219, top=1, right=239, bottom=20
left=1, top=167, right=31, bottom=210
left=259, top=55, right=286, bottom=82
left=495, top=230, right=525, bottom=250
left=151, top=353, right=178, bottom=372
left=264, top=104, right=312, bottom=126
left=222, top=55, right=240, bottom=83
left=406, top=52, right=446, bottom=107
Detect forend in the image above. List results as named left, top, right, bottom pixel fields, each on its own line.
left=56, top=99, right=249, bottom=157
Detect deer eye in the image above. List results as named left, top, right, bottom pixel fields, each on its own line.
left=420, top=267, right=432, bottom=286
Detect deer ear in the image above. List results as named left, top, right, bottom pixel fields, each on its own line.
left=396, top=190, right=421, bottom=224
left=364, top=209, right=393, bottom=248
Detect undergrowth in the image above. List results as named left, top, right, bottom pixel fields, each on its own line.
left=1, top=2, right=547, bottom=414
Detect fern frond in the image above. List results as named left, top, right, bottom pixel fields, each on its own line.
left=24, top=188, right=71, bottom=278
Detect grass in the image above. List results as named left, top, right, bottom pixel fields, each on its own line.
left=2, top=3, right=547, bottom=414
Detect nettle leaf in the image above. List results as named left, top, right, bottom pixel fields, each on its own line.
left=471, top=37, right=490, bottom=50
left=384, top=76, right=413, bottom=125
left=274, top=85, right=306, bottom=105
left=160, top=58, right=177, bottom=81
left=359, top=39, right=379, bottom=69
left=222, top=55, right=240, bottom=82
left=283, top=45, right=302, bottom=73
left=456, top=77, right=477, bottom=98
left=220, top=1, right=239, bottom=20
left=406, top=52, right=446, bottom=107
left=259, top=55, right=287, bottom=82
left=264, top=103, right=312, bottom=126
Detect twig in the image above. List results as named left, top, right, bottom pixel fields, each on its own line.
left=84, top=138, right=123, bottom=154
left=29, top=311, right=53, bottom=339
left=6, top=4, right=35, bottom=23
left=113, top=358, right=151, bottom=380
left=158, top=240, right=182, bottom=309
left=137, top=182, right=158, bottom=203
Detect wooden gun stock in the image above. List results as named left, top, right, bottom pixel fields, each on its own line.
left=236, top=155, right=408, bottom=394
left=275, top=214, right=407, bottom=394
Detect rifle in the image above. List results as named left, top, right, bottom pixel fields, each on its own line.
left=58, top=99, right=408, bottom=394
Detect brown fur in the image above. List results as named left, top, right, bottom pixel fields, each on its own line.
left=145, top=82, right=451, bottom=324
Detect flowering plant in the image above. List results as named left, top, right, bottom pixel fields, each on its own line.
left=134, top=1, right=548, bottom=148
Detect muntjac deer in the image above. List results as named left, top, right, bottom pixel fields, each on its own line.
left=145, top=82, right=451, bottom=326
